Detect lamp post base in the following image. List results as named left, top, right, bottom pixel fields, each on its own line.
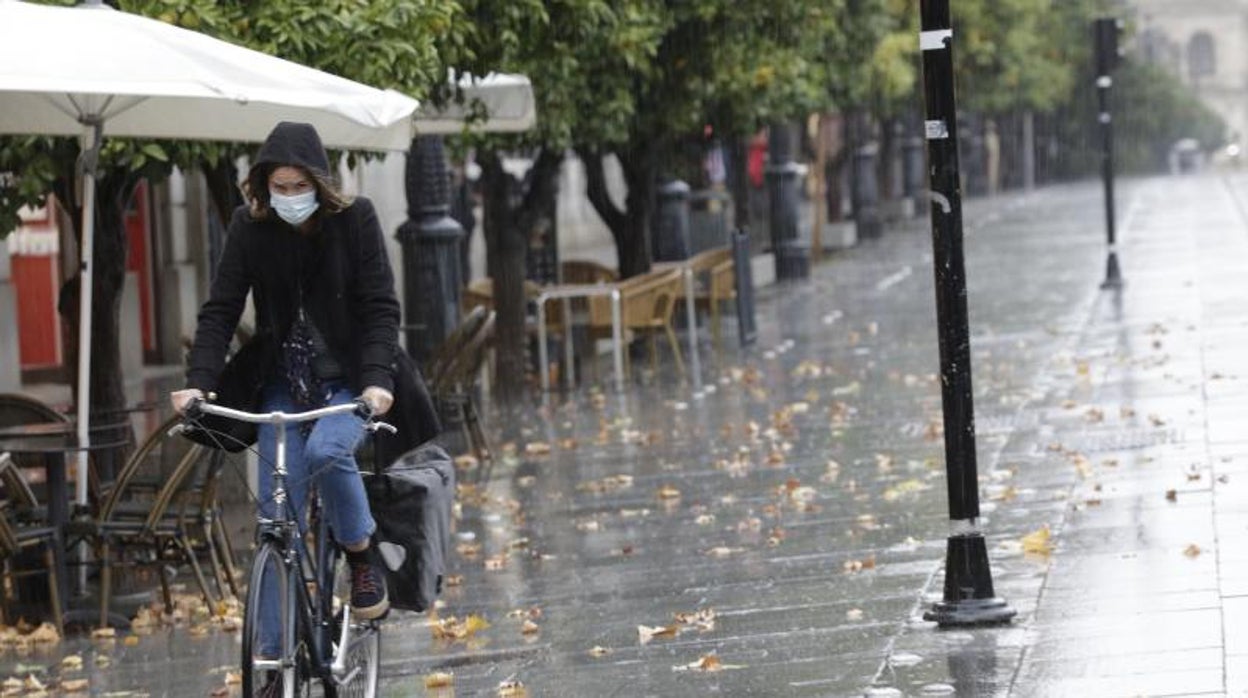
left=923, top=532, right=1016, bottom=627
left=924, top=596, right=1016, bottom=627
left=1100, top=251, right=1124, bottom=290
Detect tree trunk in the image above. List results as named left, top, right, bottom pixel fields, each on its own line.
left=479, top=149, right=563, bottom=405
left=54, top=168, right=139, bottom=480
left=202, top=160, right=242, bottom=228
left=579, top=147, right=655, bottom=279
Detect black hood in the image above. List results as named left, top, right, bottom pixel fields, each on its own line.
left=252, top=121, right=330, bottom=176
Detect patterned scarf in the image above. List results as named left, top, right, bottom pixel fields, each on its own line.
left=282, top=306, right=325, bottom=412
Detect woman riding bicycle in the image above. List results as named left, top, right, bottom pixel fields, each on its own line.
left=171, top=122, right=397, bottom=629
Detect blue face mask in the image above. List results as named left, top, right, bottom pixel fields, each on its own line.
left=270, top=189, right=319, bottom=226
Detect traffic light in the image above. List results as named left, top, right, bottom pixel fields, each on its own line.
left=1094, top=17, right=1125, bottom=76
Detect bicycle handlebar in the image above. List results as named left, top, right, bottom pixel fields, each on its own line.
left=172, top=397, right=396, bottom=436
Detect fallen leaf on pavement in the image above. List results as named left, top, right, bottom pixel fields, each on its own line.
left=430, top=614, right=490, bottom=641
left=673, top=608, right=716, bottom=632
left=89, top=627, right=115, bottom=641
left=60, top=655, right=83, bottom=671
left=60, top=678, right=89, bottom=693
left=638, top=624, right=678, bottom=644
left=1165, top=489, right=1177, bottom=502
left=846, top=608, right=864, bottom=621
left=1022, top=526, right=1052, bottom=556
left=657, top=485, right=681, bottom=500
left=672, top=653, right=743, bottom=672
left=26, top=622, right=59, bottom=645
left=588, top=645, right=612, bottom=657
left=1184, top=544, right=1202, bottom=558
left=524, top=442, right=551, bottom=456
left=498, top=679, right=528, bottom=697
left=521, top=620, right=540, bottom=635
left=424, top=672, right=454, bottom=688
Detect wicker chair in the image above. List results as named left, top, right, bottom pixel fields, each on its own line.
left=0, top=453, right=64, bottom=632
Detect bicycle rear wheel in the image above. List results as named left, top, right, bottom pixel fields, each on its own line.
left=242, top=541, right=310, bottom=698
left=327, top=550, right=381, bottom=698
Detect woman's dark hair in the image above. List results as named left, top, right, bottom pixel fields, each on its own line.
left=242, top=163, right=353, bottom=221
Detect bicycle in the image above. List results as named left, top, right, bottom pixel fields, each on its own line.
left=178, top=397, right=395, bottom=698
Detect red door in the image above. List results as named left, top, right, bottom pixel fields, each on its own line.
left=124, top=180, right=157, bottom=355
left=10, top=207, right=62, bottom=370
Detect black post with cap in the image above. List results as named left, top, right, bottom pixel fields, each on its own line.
left=1095, top=17, right=1124, bottom=289
left=396, top=135, right=464, bottom=365
left=918, top=0, right=1015, bottom=628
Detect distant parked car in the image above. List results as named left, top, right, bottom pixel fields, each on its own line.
left=1169, top=138, right=1203, bottom=174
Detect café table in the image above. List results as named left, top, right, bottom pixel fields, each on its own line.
left=0, top=422, right=131, bottom=627
left=534, top=283, right=624, bottom=394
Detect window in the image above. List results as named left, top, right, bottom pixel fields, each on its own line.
left=1188, top=32, right=1216, bottom=81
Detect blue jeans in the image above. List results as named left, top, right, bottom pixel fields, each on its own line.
left=255, top=380, right=375, bottom=657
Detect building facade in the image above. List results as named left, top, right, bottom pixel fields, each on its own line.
left=1129, top=0, right=1248, bottom=143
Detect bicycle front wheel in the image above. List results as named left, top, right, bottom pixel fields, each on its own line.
left=328, top=551, right=381, bottom=698
left=242, top=541, right=309, bottom=698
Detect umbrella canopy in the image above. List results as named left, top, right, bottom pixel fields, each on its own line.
left=0, top=0, right=419, bottom=150
left=414, top=72, right=537, bottom=135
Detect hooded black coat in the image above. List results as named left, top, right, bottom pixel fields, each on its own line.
left=185, top=123, right=442, bottom=451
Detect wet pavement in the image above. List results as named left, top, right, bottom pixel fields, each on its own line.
left=6, top=172, right=1248, bottom=696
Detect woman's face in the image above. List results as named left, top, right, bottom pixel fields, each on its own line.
left=268, top=166, right=314, bottom=197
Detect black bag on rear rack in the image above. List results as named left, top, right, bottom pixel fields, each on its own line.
left=362, top=442, right=454, bottom=612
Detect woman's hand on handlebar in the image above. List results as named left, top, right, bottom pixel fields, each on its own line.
left=171, top=388, right=205, bottom=415
left=360, top=386, right=393, bottom=416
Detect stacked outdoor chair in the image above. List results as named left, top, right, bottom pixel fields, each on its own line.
left=82, top=416, right=237, bottom=627
left=0, top=452, right=64, bottom=632
left=426, top=306, right=497, bottom=482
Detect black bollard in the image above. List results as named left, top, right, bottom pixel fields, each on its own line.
left=653, top=178, right=693, bottom=262
left=919, top=0, right=1015, bottom=628
left=851, top=120, right=883, bottom=239
left=766, top=122, right=811, bottom=279
left=1095, top=17, right=1124, bottom=290
left=396, top=135, right=465, bottom=366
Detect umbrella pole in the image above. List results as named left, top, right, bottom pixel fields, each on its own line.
left=76, top=121, right=101, bottom=595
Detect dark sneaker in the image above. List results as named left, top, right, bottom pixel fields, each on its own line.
left=349, top=561, right=389, bottom=620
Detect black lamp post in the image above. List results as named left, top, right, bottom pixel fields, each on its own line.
left=919, top=0, right=1016, bottom=628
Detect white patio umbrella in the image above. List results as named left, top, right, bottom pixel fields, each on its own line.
left=0, top=0, right=420, bottom=509
left=414, top=72, right=537, bottom=134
